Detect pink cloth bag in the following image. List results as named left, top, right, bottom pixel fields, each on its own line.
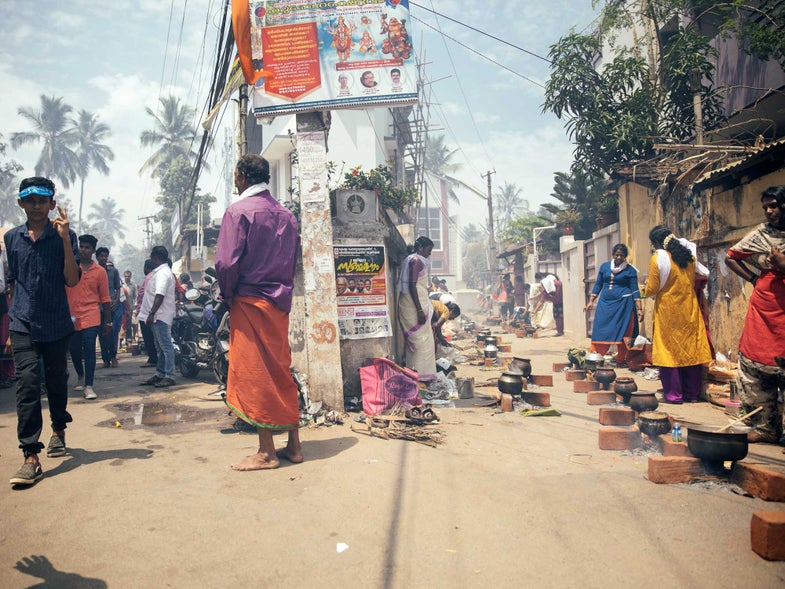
left=359, top=358, right=422, bottom=415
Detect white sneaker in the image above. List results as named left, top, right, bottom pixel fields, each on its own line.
left=74, top=376, right=85, bottom=391
left=83, top=386, right=97, bottom=400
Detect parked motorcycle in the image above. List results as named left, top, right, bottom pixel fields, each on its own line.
left=172, top=271, right=227, bottom=379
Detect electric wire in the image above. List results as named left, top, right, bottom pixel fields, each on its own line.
left=411, top=15, right=546, bottom=89
left=410, top=1, right=552, bottom=64
left=426, top=0, right=495, bottom=173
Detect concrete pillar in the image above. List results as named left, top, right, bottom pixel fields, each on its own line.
left=295, top=112, right=343, bottom=409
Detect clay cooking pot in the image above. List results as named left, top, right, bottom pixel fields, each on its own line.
left=613, top=377, right=638, bottom=403
left=638, top=411, right=670, bottom=437
left=593, top=367, right=617, bottom=390
left=628, top=391, right=659, bottom=413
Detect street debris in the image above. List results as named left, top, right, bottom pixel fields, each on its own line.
left=350, top=403, right=445, bottom=447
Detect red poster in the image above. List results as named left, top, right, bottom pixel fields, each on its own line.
left=261, top=22, right=321, bottom=101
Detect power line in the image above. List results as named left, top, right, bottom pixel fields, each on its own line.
left=426, top=0, right=495, bottom=170
left=410, top=1, right=552, bottom=64
left=412, top=16, right=545, bottom=89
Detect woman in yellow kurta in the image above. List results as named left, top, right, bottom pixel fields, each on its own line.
left=641, top=225, right=712, bottom=403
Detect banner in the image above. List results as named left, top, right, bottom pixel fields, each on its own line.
left=334, top=244, right=390, bottom=339
left=249, top=0, right=417, bottom=116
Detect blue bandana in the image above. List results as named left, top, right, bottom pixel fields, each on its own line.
left=19, top=185, right=54, bottom=199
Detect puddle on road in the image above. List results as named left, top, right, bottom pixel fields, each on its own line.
left=101, top=401, right=226, bottom=431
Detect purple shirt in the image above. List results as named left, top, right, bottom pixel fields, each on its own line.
left=215, top=190, right=300, bottom=312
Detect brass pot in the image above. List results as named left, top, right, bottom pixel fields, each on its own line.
left=613, top=377, right=638, bottom=403
left=476, top=330, right=491, bottom=345
left=509, top=357, right=532, bottom=378
left=498, top=371, right=524, bottom=396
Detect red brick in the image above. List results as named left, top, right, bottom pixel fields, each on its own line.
left=587, top=391, right=616, bottom=405
left=522, top=391, right=550, bottom=407
left=528, top=374, right=553, bottom=387
left=574, top=380, right=600, bottom=393
left=732, top=463, right=785, bottom=502
left=515, top=329, right=526, bottom=338
left=647, top=456, right=707, bottom=484
left=751, top=511, right=785, bottom=560
left=565, top=370, right=587, bottom=381
left=599, top=426, right=641, bottom=450
left=658, top=435, right=693, bottom=457
left=552, top=362, right=571, bottom=372
left=598, top=407, right=636, bottom=426
left=499, top=343, right=512, bottom=353
left=484, top=358, right=494, bottom=368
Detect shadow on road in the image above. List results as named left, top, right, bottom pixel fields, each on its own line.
left=14, top=554, right=107, bottom=588
left=43, top=447, right=154, bottom=478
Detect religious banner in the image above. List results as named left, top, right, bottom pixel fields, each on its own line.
left=334, top=244, right=390, bottom=339
left=248, top=0, right=417, bottom=117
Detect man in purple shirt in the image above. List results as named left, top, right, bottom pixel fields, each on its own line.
left=216, top=154, right=302, bottom=471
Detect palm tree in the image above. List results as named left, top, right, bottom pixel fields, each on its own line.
left=73, top=110, right=114, bottom=231
left=87, top=197, right=126, bottom=248
left=139, top=96, right=198, bottom=178
left=494, top=181, right=529, bottom=235
left=0, top=174, right=25, bottom=226
left=424, top=134, right=461, bottom=204
left=10, top=95, right=80, bottom=188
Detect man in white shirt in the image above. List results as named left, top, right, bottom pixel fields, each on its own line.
left=138, top=246, right=177, bottom=388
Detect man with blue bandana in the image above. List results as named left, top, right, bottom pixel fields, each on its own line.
left=4, top=177, right=79, bottom=486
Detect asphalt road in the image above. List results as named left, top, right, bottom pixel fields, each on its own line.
left=1, top=327, right=784, bottom=588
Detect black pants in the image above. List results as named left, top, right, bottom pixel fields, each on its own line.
left=139, top=320, right=158, bottom=364
left=11, top=331, right=73, bottom=457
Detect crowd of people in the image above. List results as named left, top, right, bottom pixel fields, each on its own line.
left=3, top=167, right=783, bottom=485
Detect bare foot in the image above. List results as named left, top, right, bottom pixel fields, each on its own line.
left=276, top=447, right=304, bottom=464
left=230, top=452, right=279, bottom=471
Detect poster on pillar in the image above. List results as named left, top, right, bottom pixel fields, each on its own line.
left=334, top=244, right=390, bottom=339
left=248, top=0, right=417, bottom=117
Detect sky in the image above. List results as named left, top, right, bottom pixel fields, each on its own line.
left=0, top=0, right=600, bottom=249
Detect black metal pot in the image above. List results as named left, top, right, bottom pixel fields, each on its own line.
left=686, top=425, right=749, bottom=463
left=638, top=411, right=670, bottom=437
left=498, top=371, right=524, bottom=396
left=509, top=357, right=532, bottom=378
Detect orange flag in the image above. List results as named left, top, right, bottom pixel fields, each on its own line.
left=231, top=0, right=271, bottom=84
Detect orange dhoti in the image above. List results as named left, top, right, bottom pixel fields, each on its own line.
left=224, top=296, right=299, bottom=429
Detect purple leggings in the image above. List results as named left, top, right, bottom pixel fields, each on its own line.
left=659, top=365, right=703, bottom=402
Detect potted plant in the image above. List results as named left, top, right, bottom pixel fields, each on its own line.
left=596, top=193, right=619, bottom=229
left=339, top=164, right=418, bottom=218
left=554, top=208, right=582, bottom=236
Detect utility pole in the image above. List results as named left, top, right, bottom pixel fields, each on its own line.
left=483, top=170, right=497, bottom=282
left=237, top=84, right=249, bottom=158
left=138, top=215, right=156, bottom=251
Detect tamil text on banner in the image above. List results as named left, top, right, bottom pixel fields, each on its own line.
left=248, top=0, right=417, bottom=117
left=334, top=244, right=390, bottom=340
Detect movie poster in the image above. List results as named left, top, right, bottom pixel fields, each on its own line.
left=249, top=0, right=417, bottom=117
left=334, top=244, right=390, bottom=339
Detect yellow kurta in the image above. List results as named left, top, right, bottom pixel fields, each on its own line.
left=641, top=253, right=712, bottom=367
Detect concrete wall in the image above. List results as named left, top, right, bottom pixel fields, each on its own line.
left=559, top=235, right=587, bottom=339
left=616, top=168, right=785, bottom=359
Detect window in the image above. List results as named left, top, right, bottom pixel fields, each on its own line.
left=415, top=208, right=442, bottom=250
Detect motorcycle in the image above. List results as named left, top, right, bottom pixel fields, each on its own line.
left=172, top=271, right=227, bottom=380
